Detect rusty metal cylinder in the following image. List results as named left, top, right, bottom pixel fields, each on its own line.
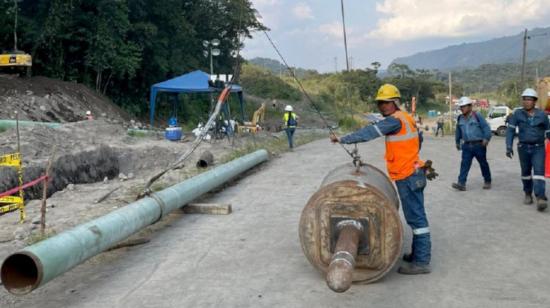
left=196, top=151, right=214, bottom=168
left=299, top=163, right=403, bottom=291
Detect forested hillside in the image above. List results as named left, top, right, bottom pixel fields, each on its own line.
left=0, top=0, right=264, bottom=115
left=393, top=27, right=550, bottom=70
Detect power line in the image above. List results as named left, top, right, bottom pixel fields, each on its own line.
left=262, top=30, right=355, bottom=159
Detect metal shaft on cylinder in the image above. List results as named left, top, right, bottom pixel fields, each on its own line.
left=326, top=220, right=363, bottom=293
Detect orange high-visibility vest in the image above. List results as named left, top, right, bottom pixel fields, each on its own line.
left=384, top=110, right=424, bottom=181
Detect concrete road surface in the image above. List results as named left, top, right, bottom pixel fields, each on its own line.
left=2, top=135, right=550, bottom=308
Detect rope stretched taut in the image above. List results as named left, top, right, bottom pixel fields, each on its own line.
left=262, top=30, right=361, bottom=165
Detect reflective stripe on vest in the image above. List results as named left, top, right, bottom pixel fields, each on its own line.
left=386, top=114, right=419, bottom=142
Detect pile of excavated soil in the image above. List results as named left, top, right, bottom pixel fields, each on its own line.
left=0, top=74, right=131, bottom=123
left=0, top=120, right=232, bottom=199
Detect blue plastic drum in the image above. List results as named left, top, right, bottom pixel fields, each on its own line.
left=165, top=127, right=183, bottom=141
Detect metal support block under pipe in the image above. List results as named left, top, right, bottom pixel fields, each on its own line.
left=1, top=149, right=269, bottom=295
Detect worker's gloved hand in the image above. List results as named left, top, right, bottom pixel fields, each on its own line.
left=506, top=149, right=514, bottom=159
left=482, top=139, right=489, bottom=147
left=329, top=133, right=340, bottom=143
left=421, top=160, right=439, bottom=181
left=456, top=144, right=461, bottom=151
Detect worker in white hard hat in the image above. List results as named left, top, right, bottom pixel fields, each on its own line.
left=452, top=96, right=492, bottom=191
left=283, top=105, right=297, bottom=149
left=86, top=110, right=94, bottom=121
left=506, top=88, right=550, bottom=211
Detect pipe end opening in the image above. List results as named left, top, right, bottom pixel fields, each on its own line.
left=1, top=252, right=41, bottom=295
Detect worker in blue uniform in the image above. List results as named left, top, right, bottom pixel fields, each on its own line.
left=506, top=88, right=550, bottom=212
left=452, top=97, right=492, bottom=191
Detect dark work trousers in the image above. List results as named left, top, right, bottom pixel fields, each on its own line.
left=458, top=142, right=492, bottom=185
left=435, top=123, right=444, bottom=137
left=395, top=169, right=431, bottom=265
left=518, top=143, right=546, bottom=199
left=285, top=127, right=296, bottom=148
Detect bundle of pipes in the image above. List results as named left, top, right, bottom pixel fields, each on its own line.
left=1, top=149, right=269, bottom=295
left=299, top=163, right=403, bottom=293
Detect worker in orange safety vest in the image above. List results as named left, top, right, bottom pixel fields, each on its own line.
left=330, top=84, right=433, bottom=275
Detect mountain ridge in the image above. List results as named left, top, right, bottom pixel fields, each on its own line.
left=392, top=26, right=550, bottom=70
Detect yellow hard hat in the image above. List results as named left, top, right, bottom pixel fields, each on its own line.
left=376, top=84, right=401, bottom=101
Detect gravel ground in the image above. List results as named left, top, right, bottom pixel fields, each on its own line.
left=1, top=135, right=549, bottom=307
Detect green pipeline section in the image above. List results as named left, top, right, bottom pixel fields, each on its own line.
left=0, top=149, right=269, bottom=295
left=0, top=120, right=61, bottom=131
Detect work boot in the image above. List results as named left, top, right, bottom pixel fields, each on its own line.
left=402, top=253, right=413, bottom=263
left=397, top=262, right=431, bottom=275
left=452, top=183, right=466, bottom=191
left=524, top=194, right=533, bottom=205
left=483, top=182, right=491, bottom=190
left=537, top=198, right=547, bottom=212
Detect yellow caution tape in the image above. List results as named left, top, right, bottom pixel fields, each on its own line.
left=0, top=196, right=23, bottom=204
left=0, top=203, right=20, bottom=215
left=0, top=153, right=21, bottom=167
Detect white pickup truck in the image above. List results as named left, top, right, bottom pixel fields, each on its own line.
left=487, top=106, right=519, bottom=136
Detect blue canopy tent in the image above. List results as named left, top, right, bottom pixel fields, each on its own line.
left=149, top=70, right=245, bottom=128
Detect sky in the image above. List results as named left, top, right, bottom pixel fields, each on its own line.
left=243, top=0, right=550, bottom=72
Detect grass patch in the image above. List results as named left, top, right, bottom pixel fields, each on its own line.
left=338, top=115, right=366, bottom=132
left=221, top=130, right=327, bottom=163
left=127, top=129, right=159, bottom=138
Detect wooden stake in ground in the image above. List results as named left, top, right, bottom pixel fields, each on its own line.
left=95, top=186, right=121, bottom=204
left=41, top=146, right=57, bottom=235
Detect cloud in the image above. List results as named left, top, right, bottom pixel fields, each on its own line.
left=369, top=0, right=550, bottom=41
left=292, top=3, right=314, bottom=20
left=250, top=0, right=282, bottom=29
left=318, top=22, right=344, bottom=40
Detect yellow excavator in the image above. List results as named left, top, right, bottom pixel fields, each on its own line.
left=0, top=0, right=32, bottom=77
left=0, top=50, right=32, bottom=77
left=237, top=103, right=266, bottom=133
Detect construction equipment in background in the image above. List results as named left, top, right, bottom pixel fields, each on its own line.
left=237, top=103, right=266, bottom=133
left=0, top=50, right=32, bottom=77
left=0, top=0, right=32, bottom=77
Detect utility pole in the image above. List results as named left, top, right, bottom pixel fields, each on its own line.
left=349, top=56, right=354, bottom=70
left=334, top=57, right=338, bottom=73
left=340, top=0, right=353, bottom=119
left=13, top=0, right=18, bottom=50
left=521, top=28, right=528, bottom=88
left=448, top=71, right=453, bottom=134
left=340, top=0, right=350, bottom=71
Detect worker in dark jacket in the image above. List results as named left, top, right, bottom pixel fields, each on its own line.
left=506, top=88, right=550, bottom=211
left=452, top=97, right=492, bottom=191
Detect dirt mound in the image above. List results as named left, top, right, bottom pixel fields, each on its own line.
left=0, top=120, right=229, bottom=200
left=0, top=74, right=131, bottom=123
